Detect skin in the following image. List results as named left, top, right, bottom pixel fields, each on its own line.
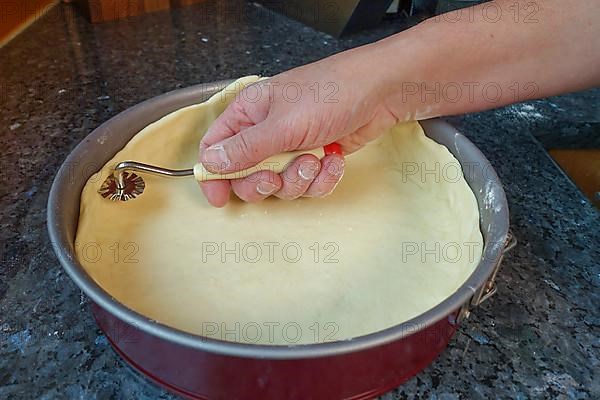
left=198, top=0, right=600, bottom=207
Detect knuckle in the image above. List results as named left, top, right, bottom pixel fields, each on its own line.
left=233, top=134, right=256, bottom=165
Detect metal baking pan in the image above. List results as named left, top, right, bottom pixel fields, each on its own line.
left=47, top=80, right=513, bottom=399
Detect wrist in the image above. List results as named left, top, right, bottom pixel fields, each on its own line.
left=360, top=23, right=444, bottom=121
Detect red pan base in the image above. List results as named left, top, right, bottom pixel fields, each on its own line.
left=93, top=304, right=458, bottom=400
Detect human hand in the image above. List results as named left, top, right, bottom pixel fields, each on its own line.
left=198, top=51, right=400, bottom=207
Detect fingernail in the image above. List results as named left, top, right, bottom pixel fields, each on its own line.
left=328, top=157, right=345, bottom=177
left=256, top=181, right=278, bottom=195
left=298, top=160, right=320, bottom=180
left=203, top=144, right=230, bottom=171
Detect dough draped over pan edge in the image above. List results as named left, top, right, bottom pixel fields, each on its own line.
left=75, top=76, right=483, bottom=345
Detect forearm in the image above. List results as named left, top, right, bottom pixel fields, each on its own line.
left=368, top=0, right=600, bottom=120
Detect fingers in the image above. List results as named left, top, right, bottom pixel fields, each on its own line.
left=199, top=168, right=285, bottom=206
left=274, top=154, right=321, bottom=200
left=200, top=95, right=261, bottom=150
left=205, top=154, right=344, bottom=205
left=230, top=154, right=344, bottom=202
left=198, top=78, right=347, bottom=205
left=199, top=83, right=271, bottom=172
left=199, top=180, right=231, bottom=208
left=304, top=154, right=345, bottom=198
left=200, top=121, right=286, bottom=174
left=230, top=170, right=283, bottom=202
left=199, top=85, right=273, bottom=206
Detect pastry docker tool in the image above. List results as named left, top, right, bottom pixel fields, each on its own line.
left=99, top=143, right=343, bottom=201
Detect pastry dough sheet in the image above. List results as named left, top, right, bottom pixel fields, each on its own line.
left=76, top=76, right=483, bottom=345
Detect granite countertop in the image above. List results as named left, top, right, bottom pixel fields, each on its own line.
left=1, top=1, right=598, bottom=399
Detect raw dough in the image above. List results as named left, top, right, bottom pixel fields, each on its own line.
left=76, top=76, right=482, bottom=345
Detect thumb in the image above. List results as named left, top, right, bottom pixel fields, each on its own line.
left=200, top=119, right=287, bottom=173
